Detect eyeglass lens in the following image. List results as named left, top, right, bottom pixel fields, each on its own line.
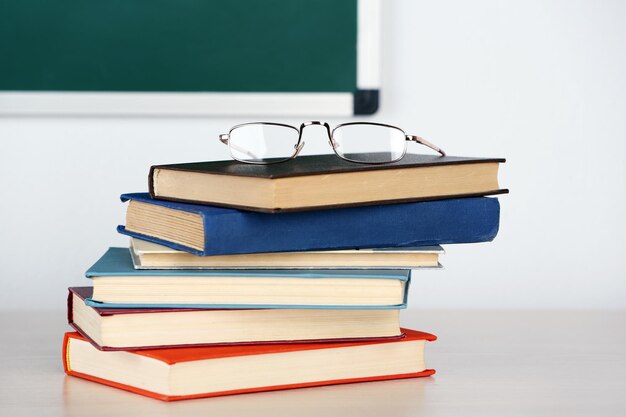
left=229, top=124, right=299, bottom=163
left=332, top=124, right=406, bottom=163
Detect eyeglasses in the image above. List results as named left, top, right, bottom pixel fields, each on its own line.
left=219, top=121, right=446, bottom=165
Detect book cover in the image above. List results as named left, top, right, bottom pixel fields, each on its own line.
left=63, top=329, right=436, bottom=401
left=151, top=154, right=504, bottom=180
left=84, top=248, right=411, bottom=310
left=118, top=193, right=501, bottom=256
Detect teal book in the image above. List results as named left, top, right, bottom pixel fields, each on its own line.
left=84, top=248, right=411, bottom=310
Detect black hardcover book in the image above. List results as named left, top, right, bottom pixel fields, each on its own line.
left=149, top=154, right=507, bottom=213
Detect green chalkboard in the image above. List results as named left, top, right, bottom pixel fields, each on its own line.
left=0, top=0, right=381, bottom=115
left=0, top=0, right=357, bottom=92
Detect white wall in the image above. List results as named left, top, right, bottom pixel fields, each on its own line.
left=1, top=0, right=625, bottom=310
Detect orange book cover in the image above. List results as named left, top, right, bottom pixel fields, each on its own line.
left=63, top=329, right=436, bottom=401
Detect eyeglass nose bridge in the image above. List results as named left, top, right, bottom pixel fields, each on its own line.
left=298, top=121, right=334, bottom=149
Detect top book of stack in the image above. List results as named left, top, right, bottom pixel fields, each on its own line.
left=149, top=154, right=507, bottom=212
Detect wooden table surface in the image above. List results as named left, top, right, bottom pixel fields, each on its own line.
left=1, top=310, right=624, bottom=417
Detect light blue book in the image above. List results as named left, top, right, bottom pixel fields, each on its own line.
left=84, top=248, right=410, bottom=310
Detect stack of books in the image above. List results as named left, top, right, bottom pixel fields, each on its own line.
left=63, top=154, right=506, bottom=401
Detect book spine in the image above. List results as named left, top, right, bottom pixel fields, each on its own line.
left=147, top=165, right=156, bottom=198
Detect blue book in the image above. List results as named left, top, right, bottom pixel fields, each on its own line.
left=118, top=192, right=500, bottom=256
left=84, top=248, right=410, bottom=310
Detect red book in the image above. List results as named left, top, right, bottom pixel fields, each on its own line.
left=68, top=287, right=404, bottom=350
left=63, top=329, right=436, bottom=401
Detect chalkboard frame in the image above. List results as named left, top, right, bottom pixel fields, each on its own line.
left=0, top=0, right=380, bottom=116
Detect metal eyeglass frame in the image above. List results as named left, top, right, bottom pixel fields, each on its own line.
left=219, top=121, right=446, bottom=165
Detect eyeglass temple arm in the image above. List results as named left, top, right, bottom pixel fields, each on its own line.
left=219, top=134, right=262, bottom=160
left=406, top=135, right=446, bottom=156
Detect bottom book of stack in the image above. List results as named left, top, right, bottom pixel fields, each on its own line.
left=63, top=329, right=436, bottom=401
